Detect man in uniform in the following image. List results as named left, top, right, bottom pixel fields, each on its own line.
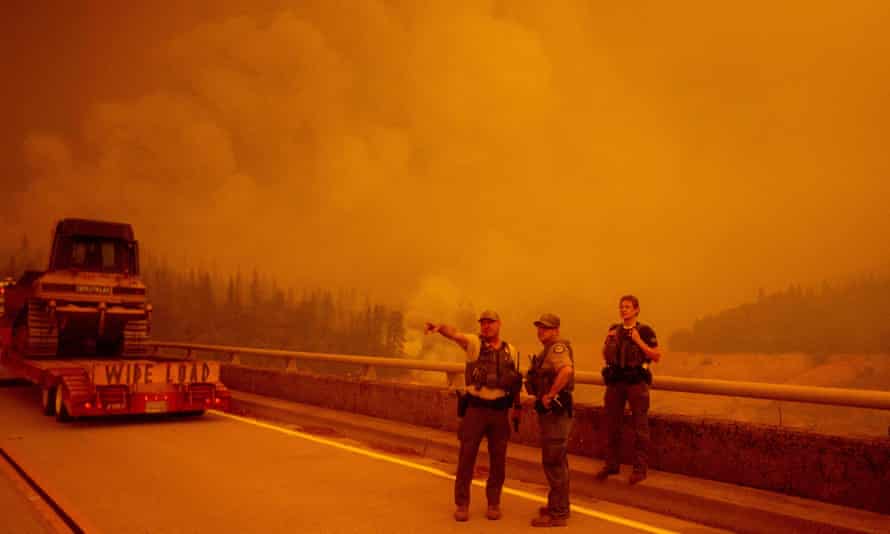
left=526, top=313, right=574, bottom=527
left=425, top=310, right=522, bottom=521
left=597, top=295, right=661, bottom=485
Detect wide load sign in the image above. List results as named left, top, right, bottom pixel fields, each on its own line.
left=90, top=360, right=220, bottom=386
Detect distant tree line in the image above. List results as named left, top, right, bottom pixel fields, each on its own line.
left=143, top=260, right=406, bottom=358
left=1, top=237, right=406, bottom=361
left=669, top=275, right=890, bottom=354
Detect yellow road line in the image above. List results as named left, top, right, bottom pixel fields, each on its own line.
left=213, top=410, right=679, bottom=534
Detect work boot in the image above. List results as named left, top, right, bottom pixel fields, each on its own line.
left=594, top=466, right=619, bottom=481
left=454, top=505, right=469, bottom=522
left=628, top=470, right=647, bottom=485
left=531, top=514, right=567, bottom=527
left=486, top=504, right=502, bottom=520
left=539, top=506, right=570, bottom=519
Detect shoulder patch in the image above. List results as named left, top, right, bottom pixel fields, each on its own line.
left=553, top=344, right=565, bottom=353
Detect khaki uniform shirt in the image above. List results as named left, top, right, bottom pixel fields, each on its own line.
left=537, top=340, right=575, bottom=393
left=540, top=340, right=573, bottom=372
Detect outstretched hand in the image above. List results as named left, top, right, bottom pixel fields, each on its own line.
left=424, top=322, right=439, bottom=335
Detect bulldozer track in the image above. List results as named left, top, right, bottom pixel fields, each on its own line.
left=15, top=301, right=59, bottom=358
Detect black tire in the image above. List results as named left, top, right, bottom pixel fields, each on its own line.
left=55, top=387, right=71, bottom=422
left=41, top=387, right=56, bottom=416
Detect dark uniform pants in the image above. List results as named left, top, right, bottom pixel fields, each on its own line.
left=604, top=381, right=650, bottom=472
left=539, top=411, right=572, bottom=518
left=454, top=404, right=510, bottom=506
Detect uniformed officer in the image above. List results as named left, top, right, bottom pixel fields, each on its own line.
left=425, top=310, right=522, bottom=522
left=597, top=295, right=661, bottom=485
left=526, top=313, right=574, bottom=527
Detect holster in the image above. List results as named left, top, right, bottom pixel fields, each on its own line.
left=556, top=391, right=574, bottom=417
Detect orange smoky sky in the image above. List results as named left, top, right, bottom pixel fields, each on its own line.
left=1, top=0, right=889, bottom=341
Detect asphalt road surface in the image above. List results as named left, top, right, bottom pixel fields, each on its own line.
left=0, top=455, right=56, bottom=534
left=0, top=383, right=726, bottom=534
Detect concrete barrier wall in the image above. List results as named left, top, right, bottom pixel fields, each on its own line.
left=221, top=364, right=890, bottom=514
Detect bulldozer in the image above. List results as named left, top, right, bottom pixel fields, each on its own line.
left=1, top=218, right=151, bottom=358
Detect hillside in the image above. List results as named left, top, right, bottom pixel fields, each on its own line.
left=669, top=276, right=890, bottom=354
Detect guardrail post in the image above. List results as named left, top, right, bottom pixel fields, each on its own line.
left=286, top=358, right=298, bottom=372
left=361, top=365, right=377, bottom=380
left=186, top=348, right=193, bottom=359
left=230, top=352, right=240, bottom=365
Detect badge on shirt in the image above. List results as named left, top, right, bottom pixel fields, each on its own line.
left=553, top=344, right=565, bottom=353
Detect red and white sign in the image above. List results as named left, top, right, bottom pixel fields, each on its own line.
left=91, top=361, right=220, bottom=386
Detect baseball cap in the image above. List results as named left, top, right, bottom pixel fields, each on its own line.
left=478, top=310, right=501, bottom=322
left=533, top=313, right=560, bottom=329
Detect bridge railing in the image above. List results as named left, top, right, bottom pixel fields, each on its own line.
left=146, top=341, right=890, bottom=411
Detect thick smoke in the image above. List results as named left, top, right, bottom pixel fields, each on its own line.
left=4, top=1, right=890, bottom=344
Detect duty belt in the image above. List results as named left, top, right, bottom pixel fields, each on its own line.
left=603, top=365, right=651, bottom=385
left=465, top=394, right=511, bottom=410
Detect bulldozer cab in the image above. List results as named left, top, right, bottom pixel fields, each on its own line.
left=49, top=220, right=139, bottom=275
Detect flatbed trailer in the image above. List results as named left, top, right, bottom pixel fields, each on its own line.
left=0, top=342, right=230, bottom=421
left=0, top=218, right=231, bottom=420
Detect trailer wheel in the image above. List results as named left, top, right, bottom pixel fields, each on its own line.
left=41, top=387, right=56, bottom=416
left=55, top=387, right=71, bottom=422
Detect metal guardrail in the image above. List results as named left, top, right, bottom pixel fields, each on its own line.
left=147, top=341, right=890, bottom=411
